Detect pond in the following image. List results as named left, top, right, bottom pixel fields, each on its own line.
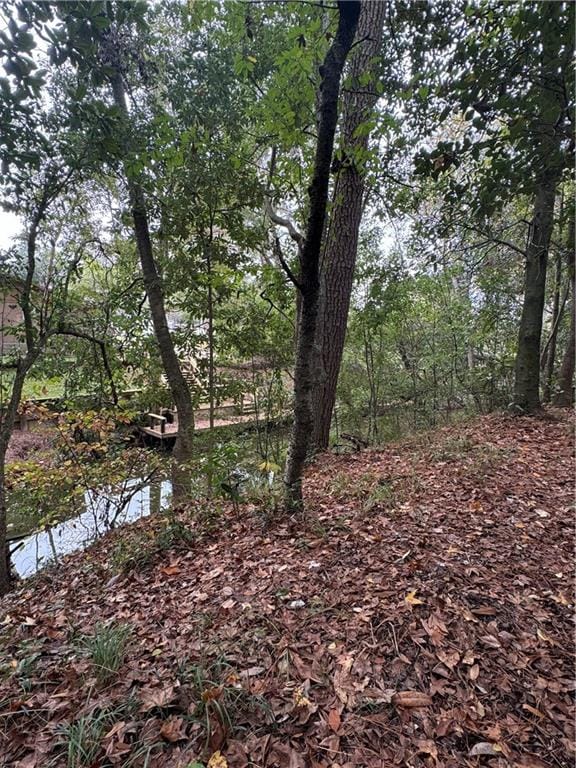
left=10, top=478, right=173, bottom=578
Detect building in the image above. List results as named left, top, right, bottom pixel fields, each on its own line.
left=0, top=282, right=25, bottom=356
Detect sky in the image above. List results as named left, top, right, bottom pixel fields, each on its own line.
left=0, top=211, right=22, bottom=249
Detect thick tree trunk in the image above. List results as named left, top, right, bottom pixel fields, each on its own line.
left=109, top=72, right=194, bottom=496
left=512, top=3, right=566, bottom=415
left=312, top=0, right=386, bottom=450
left=284, top=0, right=361, bottom=510
left=512, top=174, right=559, bottom=413
left=553, top=216, right=575, bottom=407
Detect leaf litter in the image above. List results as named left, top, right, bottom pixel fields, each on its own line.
left=0, top=411, right=573, bottom=767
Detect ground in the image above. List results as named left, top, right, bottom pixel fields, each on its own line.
left=6, top=423, right=56, bottom=465
left=0, top=411, right=573, bottom=768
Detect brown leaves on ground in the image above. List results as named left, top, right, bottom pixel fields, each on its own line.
left=0, top=412, right=574, bottom=767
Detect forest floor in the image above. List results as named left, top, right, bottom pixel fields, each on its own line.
left=0, top=410, right=574, bottom=768
left=5, top=423, right=57, bottom=465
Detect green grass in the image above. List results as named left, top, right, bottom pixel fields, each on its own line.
left=61, top=710, right=114, bottom=768
left=80, top=623, right=131, bottom=683
left=176, top=656, right=272, bottom=750
left=0, top=371, right=65, bottom=400
left=59, top=699, right=155, bottom=768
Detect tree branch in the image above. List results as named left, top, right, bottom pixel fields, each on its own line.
left=272, top=235, right=303, bottom=291
left=56, top=324, right=118, bottom=405
left=265, top=199, right=305, bottom=250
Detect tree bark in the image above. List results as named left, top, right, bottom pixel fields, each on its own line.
left=512, top=3, right=567, bottom=415
left=553, top=215, right=575, bottom=407
left=541, top=250, right=565, bottom=402
left=284, top=0, right=361, bottom=510
left=312, top=0, right=386, bottom=450
left=0, top=191, right=57, bottom=594
left=109, top=70, right=195, bottom=496
left=512, top=175, right=559, bottom=413
left=0, top=357, right=36, bottom=594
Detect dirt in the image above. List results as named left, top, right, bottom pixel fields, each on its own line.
left=5, top=423, right=57, bottom=465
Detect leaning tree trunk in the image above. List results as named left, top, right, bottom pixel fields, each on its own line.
left=284, top=0, right=361, bottom=510
left=109, top=70, right=195, bottom=496
left=512, top=172, right=559, bottom=414
left=312, top=0, right=386, bottom=450
left=553, top=215, right=575, bottom=407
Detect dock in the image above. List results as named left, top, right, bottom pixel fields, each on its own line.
left=138, top=400, right=259, bottom=444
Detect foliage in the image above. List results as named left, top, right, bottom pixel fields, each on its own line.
left=0, top=0, right=571, bottom=547
left=6, top=408, right=162, bottom=535
left=80, top=621, right=131, bottom=683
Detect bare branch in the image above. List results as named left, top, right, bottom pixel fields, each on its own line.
left=273, top=235, right=303, bottom=291
left=265, top=198, right=305, bottom=252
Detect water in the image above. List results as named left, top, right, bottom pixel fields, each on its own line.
left=11, top=478, right=173, bottom=578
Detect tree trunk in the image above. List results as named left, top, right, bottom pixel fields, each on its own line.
left=284, top=0, right=361, bottom=510
left=206, top=235, right=215, bottom=494
left=541, top=250, right=563, bottom=402
left=312, top=0, right=386, bottom=450
left=109, top=71, right=195, bottom=496
left=0, top=359, right=35, bottom=594
left=553, top=215, right=575, bottom=406
left=512, top=174, right=559, bottom=413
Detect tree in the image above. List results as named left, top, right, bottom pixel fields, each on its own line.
left=312, top=0, right=386, bottom=450
left=99, top=10, right=195, bottom=494
left=553, top=212, right=575, bottom=406
left=541, top=237, right=565, bottom=404
left=414, top=1, right=574, bottom=414
left=0, top=167, right=107, bottom=593
left=510, top=3, right=572, bottom=412
left=284, top=0, right=360, bottom=510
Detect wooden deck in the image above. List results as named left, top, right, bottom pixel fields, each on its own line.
left=138, top=408, right=259, bottom=443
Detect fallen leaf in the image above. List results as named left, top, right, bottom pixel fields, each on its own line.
left=471, top=605, right=497, bottom=616
left=405, top=589, right=424, bottom=606
left=294, top=686, right=313, bottom=708
left=160, top=564, right=182, bottom=576
left=479, top=634, right=501, bottom=649
left=160, top=716, right=186, bottom=742
left=392, top=691, right=432, bottom=708
left=240, top=666, right=265, bottom=679
left=551, top=592, right=570, bottom=606
left=536, top=627, right=555, bottom=645
left=104, top=720, right=127, bottom=739
left=207, top=751, right=228, bottom=768
left=139, top=685, right=178, bottom=711
left=436, top=648, right=460, bottom=669
left=202, top=686, right=223, bottom=702
left=522, top=704, right=546, bottom=718
left=416, top=739, right=438, bottom=761
left=327, top=708, right=341, bottom=733
left=468, top=742, right=502, bottom=756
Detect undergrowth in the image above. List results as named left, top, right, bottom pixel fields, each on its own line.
left=80, top=622, right=131, bottom=683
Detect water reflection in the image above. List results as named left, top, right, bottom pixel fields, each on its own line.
left=11, top=479, right=172, bottom=578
